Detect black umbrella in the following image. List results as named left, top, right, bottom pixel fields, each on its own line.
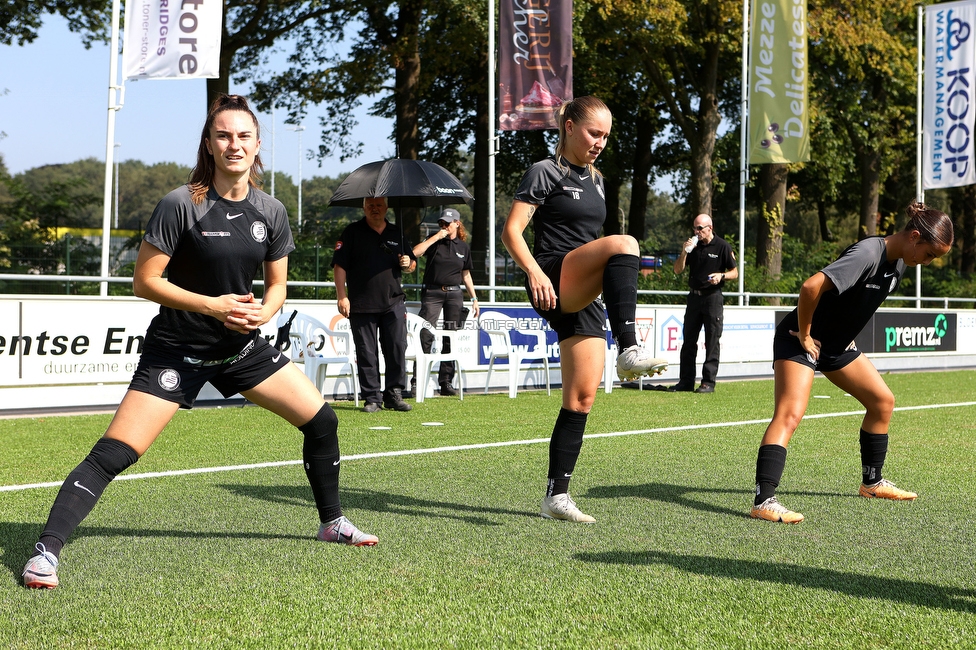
left=328, top=158, right=473, bottom=208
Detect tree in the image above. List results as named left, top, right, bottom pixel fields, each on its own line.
left=809, top=0, right=917, bottom=239
left=0, top=0, right=109, bottom=47
left=618, top=0, right=743, bottom=219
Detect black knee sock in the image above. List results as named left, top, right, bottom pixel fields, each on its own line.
left=38, top=437, right=139, bottom=559
left=603, top=254, right=640, bottom=350
left=860, top=429, right=888, bottom=485
left=546, top=408, right=588, bottom=497
left=754, top=444, right=788, bottom=506
left=300, top=404, right=343, bottom=523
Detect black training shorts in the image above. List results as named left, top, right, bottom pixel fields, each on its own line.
left=772, top=334, right=861, bottom=373
left=528, top=254, right=608, bottom=342
left=128, top=335, right=290, bottom=408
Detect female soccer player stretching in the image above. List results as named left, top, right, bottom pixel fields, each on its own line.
left=23, top=95, right=377, bottom=589
left=503, top=96, right=667, bottom=523
left=751, top=200, right=954, bottom=523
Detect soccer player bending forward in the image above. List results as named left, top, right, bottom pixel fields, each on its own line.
left=751, top=200, right=953, bottom=524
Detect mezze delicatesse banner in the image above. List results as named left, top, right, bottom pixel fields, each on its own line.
left=498, top=0, right=573, bottom=131
left=748, top=0, right=810, bottom=164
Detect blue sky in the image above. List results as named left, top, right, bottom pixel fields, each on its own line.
left=0, top=16, right=396, bottom=182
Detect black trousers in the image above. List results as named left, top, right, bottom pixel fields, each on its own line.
left=679, top=291, right=724, bottom=386
left=417, top=288, right=464, bottom=386
left=350, top=301, right=408, bottom=404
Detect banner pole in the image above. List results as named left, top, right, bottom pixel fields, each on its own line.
left=917, top=5, right=924, bottom=308
left=488, top=0, right=497, bottom=302
left=99, top=0, right=124, bottom=297
left=738, top=0, right=750, bottom=306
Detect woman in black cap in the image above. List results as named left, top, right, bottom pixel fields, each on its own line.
left=411, top=208, right=480, bottom=396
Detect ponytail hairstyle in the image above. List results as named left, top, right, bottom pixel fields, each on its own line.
left=187, top=94, right=264, bottom=204
left=554, top=95, right=611, bottom=182
left=457, top=221, right=468, bottom=242
left=904, top=200, right=954, bottom=248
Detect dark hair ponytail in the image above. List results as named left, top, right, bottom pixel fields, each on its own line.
left=904, top=200, right=954, bottom=248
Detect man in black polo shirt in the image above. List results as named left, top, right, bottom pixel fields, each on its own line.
left=671, top=213, right=738, bottom=393
left=333, top=197, right=417, bottom=412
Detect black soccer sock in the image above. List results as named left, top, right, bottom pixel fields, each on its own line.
left=38, top=437, right=139, bottom=559
left=603, top=254, right=640, bottom=350
left=300, top=404, right=343, bottom=523
left=754, top=444, right=788, bottom=506
left=859, top=429, right=888, bottom=486
left=546, top=408, right=588, bottom=497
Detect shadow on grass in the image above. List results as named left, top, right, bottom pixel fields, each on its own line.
left=0, top=520, right=309, bottom=585
left=584, top=482, right=849, bottom=519
left=574, top=549, right=976, bottom=614
left=218, top=484, right=532, bottom=525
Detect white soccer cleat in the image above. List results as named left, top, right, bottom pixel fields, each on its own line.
left=541, top=493, right=596, bottom=523
left=616, top=345, right=668, bottom=380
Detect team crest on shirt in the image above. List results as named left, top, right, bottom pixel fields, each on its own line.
left=250, top=221, right=268, bottom=243
left=158, top=369, right=181, bottom=392
left=335, top=241, right=343, bottom=250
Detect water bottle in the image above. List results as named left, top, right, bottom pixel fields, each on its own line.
left=685, top=235, right=699, bottom=254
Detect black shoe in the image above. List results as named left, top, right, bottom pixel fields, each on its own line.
left=439, top=383, right=458, bottom=397
left=363, top=402, right=382, bottom=413
left=694, top=384, right=715, bottom=393
left=402, top=378, right=416, bottom=399
left=668, top=383, right=694, bottom=392
left=383, top=389, right=412, bottom=412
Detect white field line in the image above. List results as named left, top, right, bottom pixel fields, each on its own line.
left=3, top=401, right=974, bottom=493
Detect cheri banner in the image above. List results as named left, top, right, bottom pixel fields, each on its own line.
left=748, top=0, right=810, bottom=164
left=923, top=0, right=976, bottom=189
left=122, top=0, right=223, bottom=80
left=498, top=0, right=573, bottom=131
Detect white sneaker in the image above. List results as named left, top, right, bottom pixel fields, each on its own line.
left=541, top=493, right=596, bottom=523
left=616, top=345, right=668, bottom=380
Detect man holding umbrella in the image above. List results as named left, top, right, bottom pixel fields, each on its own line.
left=333, top=196, right=416, bottom=412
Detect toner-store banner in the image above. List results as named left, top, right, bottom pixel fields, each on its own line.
left=122, top=0, right=223, bottom=80
left=924, top=0, right=976, bottom=189
left=748, top=0, right=810, bottom=164
left=498, top=0, right=573, bottom=131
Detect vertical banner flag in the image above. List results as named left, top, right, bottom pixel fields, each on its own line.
left=498, top=0, right=573, bottom=131
left=924, top=0, right=976, bottom=189
left=122, top=0, right=223, bottom=80
left=748, top=0, right=810, bottom=164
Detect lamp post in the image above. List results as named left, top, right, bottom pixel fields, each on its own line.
left=270, top=106, right=275, bottom=198
left=288, top=123, right=305, bottom=231
left=113, top=143, right=121, bottom=229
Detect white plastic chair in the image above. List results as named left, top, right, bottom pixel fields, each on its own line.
left=482, top=319, right=551, bottom=399
left=276, top=311, right=359, bottom=406
left=405, top=311, right=465, bottom=403
left=603, top=342, right=617, bottom=394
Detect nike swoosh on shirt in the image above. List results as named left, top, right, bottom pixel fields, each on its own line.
left=226, top=212, right=244, bottom=220
left=272, top=353, right=282, bottom=363
left=884, top=271, right=897, bottom=278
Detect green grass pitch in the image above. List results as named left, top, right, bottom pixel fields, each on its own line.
left=1, top=370, right=975, bottom=648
